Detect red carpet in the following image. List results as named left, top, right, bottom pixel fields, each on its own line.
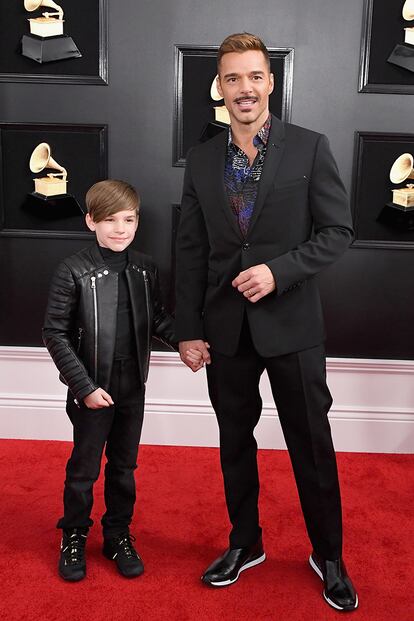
left=0, top=440, right=412, bottom=621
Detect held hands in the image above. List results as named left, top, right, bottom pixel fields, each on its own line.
left=179, top=340, right=211, bottom=372
left=232, top=264, right=276, bottom=303
left=83, top=388, right=114, bottom=409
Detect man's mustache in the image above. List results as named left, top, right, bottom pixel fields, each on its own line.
left=234, top=96, right=258, bottom=103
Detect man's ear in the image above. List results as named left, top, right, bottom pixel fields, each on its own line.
left=216, top=75, right=223, bottom=99
left=85, top=213, right=96, bottom=232
left=269, top=72, right=275, bottom=96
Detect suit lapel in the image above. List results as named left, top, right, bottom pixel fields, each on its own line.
left=247, top=115, right=286, bottom=236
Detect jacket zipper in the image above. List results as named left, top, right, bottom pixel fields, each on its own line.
left=77, top=327, right=83, bottom=353
left=90, top=275, right=98, bottom=382
left=142, top=269, right=151, bottom=376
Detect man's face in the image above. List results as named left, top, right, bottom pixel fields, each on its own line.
left=217, top=50, right=274, bottom=127
left=86, top=209, right=138, bottom=252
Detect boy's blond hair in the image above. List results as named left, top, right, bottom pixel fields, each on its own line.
left=85, top=180, right=140, bottom=222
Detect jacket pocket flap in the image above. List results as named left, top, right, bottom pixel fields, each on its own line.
left=274, top=176, right=309, bottom=191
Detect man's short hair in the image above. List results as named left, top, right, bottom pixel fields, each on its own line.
left=85, top=179, right=140, bottom=222
left=217, top=33, right=271, bottom=73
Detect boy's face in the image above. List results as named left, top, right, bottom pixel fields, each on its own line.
left=85, top=209, right=138, bottom=252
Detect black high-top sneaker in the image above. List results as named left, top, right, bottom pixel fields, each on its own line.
left=58, top=528, right=88, bottom=581
left=103, top=532, right=144, bottom=578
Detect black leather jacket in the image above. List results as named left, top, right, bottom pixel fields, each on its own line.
left=42, top=243, right=176, bottom=402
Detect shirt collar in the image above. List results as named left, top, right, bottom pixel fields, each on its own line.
left=228, top=113, right=272, bottom=151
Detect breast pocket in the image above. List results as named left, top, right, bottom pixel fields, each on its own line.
left=274, top=176, right=309, bottom=193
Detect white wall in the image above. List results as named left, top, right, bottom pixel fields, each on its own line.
left=0, top=346, right=413, bottom=453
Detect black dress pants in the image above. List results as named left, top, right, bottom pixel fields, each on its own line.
left=57, top=358, right=145, bottom=538
left=206, top=319, right=342, bottom=560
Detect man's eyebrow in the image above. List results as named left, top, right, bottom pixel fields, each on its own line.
left=222, top=70, right=265, bottom=78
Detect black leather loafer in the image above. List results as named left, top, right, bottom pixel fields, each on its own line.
left=202, top=538, right=265, bottom=587
left=309, top=552, right=358, bottom=611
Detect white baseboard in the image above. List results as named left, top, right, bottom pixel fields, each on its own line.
left=0, top=347, right=413, bottom=453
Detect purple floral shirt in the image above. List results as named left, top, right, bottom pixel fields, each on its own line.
left=224, top=115, right=271, bottom=237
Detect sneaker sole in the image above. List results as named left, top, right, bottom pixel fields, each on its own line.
left=205, top=553, right=266, bottom=587
left=308, top=555, right=359, bottom=611
left=58, top=568, right=86, bottom=582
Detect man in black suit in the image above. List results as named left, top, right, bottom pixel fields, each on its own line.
left=175, top=33, right=357, bottom=611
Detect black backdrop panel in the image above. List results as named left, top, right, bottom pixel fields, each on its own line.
left=0, top=123, right=107, bottom=236
left=1, top=0, right=413, bottom=358
left=359, top=0, right=414, bottom=93
left=352, top=132, right=414, bottom=246
left=319, top=247, right=414, bottom=359
left=368, top=1, right=413, bottom=87
left=0, top=0, right=104, bottom=81
left=0, top=237, right=88, bottom=346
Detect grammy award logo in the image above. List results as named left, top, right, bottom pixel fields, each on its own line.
left=198, top=74, right=230, bottom=144
left=388, top=0, right=414, bottom=73
left=22, top=141, right=83, bottom=220
left=210, top=75, right=230, bottom=126
left=29, top=142, right=68, bottom=197
left=377, top=150, right=414, bottom=231
left=21, top=0, right=82, bottom=64
left=389, top=153, right=414, bottom=210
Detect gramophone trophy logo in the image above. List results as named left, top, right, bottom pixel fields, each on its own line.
left=30, top=142, right=68, bottom=196
left=21, top=0, right=82, bottom=64
left=378, top=151, right=414, bottom=231
left=199, top=75, right=230, bottom=143
left=210, top=75, right=231, bottom=125
left=389, top=153, right=414, bottom=210
left=25, top=142, right=82, bottom=217
left=387, top=0, right=414, bottom=73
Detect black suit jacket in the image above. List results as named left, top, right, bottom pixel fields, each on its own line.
left=175, top=115, right=353, bottom=357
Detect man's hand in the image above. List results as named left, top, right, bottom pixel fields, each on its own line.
left=83, top=388, right=114, bottom=409
left=232, top=264, right=276, bottom=303
left=186, top=348, right=205, bottom=372
left=179, top=340, right=211, bottom=372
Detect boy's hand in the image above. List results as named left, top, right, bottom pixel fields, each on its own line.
left=83, top=388, right=114, bottom=409
left=179, top=340, right=211, bottom=372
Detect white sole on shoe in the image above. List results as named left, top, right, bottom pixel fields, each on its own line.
left=308, top=555, right=359, bottom=611
left=208, top=553, right=266, bottom=587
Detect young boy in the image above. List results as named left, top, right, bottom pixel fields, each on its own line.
left=43, top=179, right=201, bottom=581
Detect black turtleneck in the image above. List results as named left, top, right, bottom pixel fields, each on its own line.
left=99, top=246, right=136, bottom=360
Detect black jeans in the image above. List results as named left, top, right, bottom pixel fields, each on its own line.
left=206, top=320, right=342, bottom=560
left=57, top=358, right=145, bottom=538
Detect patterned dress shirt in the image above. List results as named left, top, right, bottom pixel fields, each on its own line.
left=224, top=115, right=271, bottom=237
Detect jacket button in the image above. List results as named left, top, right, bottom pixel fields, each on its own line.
left=242, top=242, right=250, bottom=250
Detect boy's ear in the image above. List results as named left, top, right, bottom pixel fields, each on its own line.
left=85, top=213, right=96, bottom=232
